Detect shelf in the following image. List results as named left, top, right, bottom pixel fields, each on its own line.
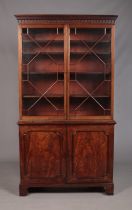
left=23, top=51, right=64, bottom=55
left=22, top=71, right=110, bottom=75
left=22, top=72, right=64, bottom=75
left=22, top=39, right=63, bottom=43
left=22, top=39, right=110, bottom=44
left=23, top=95, right=110, bottom=99
left=70, top=95, right=110, bottom=98
left=23, top=95, right=64, bottom=98
left=23, top=51, right=110, bottom=56
left=70, top=71, right=110, bottom=75
left=71, top=52, right=110, bottom=55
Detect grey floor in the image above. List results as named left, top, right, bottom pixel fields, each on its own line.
left=0, top=162, right=132, bottom=210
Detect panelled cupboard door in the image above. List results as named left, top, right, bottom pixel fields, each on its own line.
left=67, top=125, right=114, bottom=183
left=20, top=126, right=66, bottom=184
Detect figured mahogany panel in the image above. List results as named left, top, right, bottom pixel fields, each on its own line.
left=22, top=128, right=66, bottom=182
left=67, top=126, right=112, bottom=183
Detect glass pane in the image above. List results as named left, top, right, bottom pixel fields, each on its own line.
left=69, top=28, right=111, bottom=117
left=22, top=28, right=64, bottom=117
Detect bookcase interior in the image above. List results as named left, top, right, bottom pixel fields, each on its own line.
left=22, top=27, right=111, bottom=117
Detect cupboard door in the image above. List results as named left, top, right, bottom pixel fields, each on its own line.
left=67, top=126, right=113, bottom=183
left=21, top=27, right=66, bottom=119
left=69, top=27, right=112, bottom=119
left=21, top=126, right=66, bottom=184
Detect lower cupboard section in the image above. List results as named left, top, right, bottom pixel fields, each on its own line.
left=19, top=124, right=114, bottom=195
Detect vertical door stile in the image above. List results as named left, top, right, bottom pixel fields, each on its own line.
left=67, top=25, right=70, bottom=120
left=64, top=24, right=70, bottom=119
left=18, top=25, right=22, bottom=119
left=111, top=25, right=115, bottom=119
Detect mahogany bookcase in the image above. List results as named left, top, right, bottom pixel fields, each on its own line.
left=15, top=14, right=118, bottom=195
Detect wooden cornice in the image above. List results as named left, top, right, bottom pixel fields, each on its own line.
left=15, top=14, right=118, bottom=25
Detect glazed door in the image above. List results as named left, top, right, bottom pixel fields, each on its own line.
left=67, top=125, right=113, bottom=183
left=21, top=26, right=66, bottom=119
left=21, top=126, right=66, bottom=184
left=68, top=27, right=112, bottom=119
